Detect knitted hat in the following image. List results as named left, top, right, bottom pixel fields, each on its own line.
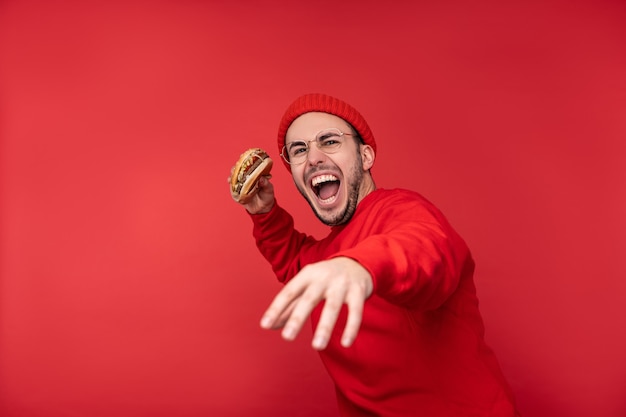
left=277, top=93, right=377, bottom=170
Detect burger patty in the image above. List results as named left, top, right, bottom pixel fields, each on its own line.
left=234, top=153, right=266, bottom=194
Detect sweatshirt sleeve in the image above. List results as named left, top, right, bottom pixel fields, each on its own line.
left=331, top=193, right=471, bottom=311
left=250, top=201, right=318, bottom=283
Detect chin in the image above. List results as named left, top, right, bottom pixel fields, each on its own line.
left=297, top=180, right=357, bottom=226
left=316, top=212, right=344, bottom=226
left=312, top=202, right=355, bottom=226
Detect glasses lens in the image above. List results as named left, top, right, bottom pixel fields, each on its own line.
left=315, top=129, right=343, bottom=154
left=281, top=146, right=296, bottom=165
left=285, top=141, right=308, bottom=165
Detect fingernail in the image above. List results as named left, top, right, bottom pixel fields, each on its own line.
left=260, top=316, right=271, bottom=328
left=312, top=335, right=327, bottom=350
left=282, top=326, right=295, bottom=340
left=341, top=335, right=353, bottom=347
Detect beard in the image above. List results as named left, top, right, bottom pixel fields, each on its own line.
left=296, top=155, right=364, bottom=227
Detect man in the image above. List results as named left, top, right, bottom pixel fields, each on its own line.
left=231, top=93, right=520, bottom=416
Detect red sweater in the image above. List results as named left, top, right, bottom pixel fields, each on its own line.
left=251, top=188, right=519, bottom=416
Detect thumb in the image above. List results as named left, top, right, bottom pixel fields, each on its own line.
left=259, top=175, right=273, bottom=188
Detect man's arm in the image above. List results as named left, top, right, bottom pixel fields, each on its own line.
left=250, top=200, right=315, bottom=283
left=230, top=174, right=307, bottom=281
left=335, top=225, right=468, bottom=311
left=258, top=192, right=470, bottom=350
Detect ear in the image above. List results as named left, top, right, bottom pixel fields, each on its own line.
left=360, top=144, right=375, bottom=171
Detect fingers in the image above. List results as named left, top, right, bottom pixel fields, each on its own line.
left=340, top=288, right=365, bottom=348
left=311, top=287, right=347, bottom=350
left=279, top=284, right=321, bottom=342
left=261, top=272, right=325, bottom=344
left=260, top=279, right=307, bottom=333
left=313, top=285, right=365, bottom=350
left=267, top=298, right=298, bottom=330
left=228, top=169, right=275, bottom=214
left=258, top=175, right=273, bottom=193
left=260, top=259, right=371, bottom=350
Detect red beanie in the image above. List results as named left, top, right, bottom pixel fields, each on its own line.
left=277, top=93, right=377, bottom=170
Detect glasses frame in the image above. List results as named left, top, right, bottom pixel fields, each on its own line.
left=280, top=128, right=354, bottom=166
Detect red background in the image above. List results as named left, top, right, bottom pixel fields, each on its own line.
left=1, top=1, right=625, bottom=416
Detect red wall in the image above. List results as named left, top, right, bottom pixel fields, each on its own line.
left=1, top=1, right=625, bottom=416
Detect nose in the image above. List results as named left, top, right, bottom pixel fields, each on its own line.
left=306, top=141, right=327, bottom=166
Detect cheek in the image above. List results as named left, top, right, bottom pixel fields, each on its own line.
left=291, top=169, right=307, bottom=188
left=336, top=155, right=359, bottom=176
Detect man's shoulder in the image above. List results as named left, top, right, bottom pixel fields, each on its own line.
left=361, top=188, right=447, bottom=221
left=367, top=188, right=431, bottom=205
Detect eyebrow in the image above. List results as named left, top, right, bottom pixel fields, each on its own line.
left=286, top=140, right=306, bottom=150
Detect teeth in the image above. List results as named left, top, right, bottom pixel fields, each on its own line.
left=312, top=174, right=338, bottom=187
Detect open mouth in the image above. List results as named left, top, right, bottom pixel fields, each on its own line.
left=311, top=174, right=340, bottom=203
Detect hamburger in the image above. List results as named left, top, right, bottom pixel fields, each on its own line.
left=230, top=148, right=273, bottom=204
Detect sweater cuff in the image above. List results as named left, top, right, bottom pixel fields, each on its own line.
left=247, top=201, right=279, bottom=224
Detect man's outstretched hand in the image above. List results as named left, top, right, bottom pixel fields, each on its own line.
left=260, top=257, right=373, bottom=350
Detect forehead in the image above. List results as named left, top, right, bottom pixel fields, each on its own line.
left=285, top=112, right=351, bottom=142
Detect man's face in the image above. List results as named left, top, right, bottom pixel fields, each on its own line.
left=285, top=112, right=375, bottom=226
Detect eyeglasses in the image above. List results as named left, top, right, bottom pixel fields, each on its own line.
left=281, top=128, right=354, bottom=165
